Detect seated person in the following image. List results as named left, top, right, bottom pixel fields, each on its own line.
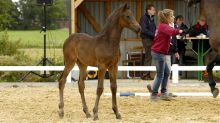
left=189, top=16, right=211, bottom=77
left=189, top=16, right=210, bottom=53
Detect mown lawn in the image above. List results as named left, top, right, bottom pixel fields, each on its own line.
left=7, top=29, right=69, bottom=48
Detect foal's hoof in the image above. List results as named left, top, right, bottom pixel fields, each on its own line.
left=86, top=113, right=92, bottom=118
left=83, top=109, right=92, bottom=118
left=212, top=88, right=219, bottom=98
left=59, top=111, right=64, bottom=118
left=93, top=114, right=99, bottom=121
left=116, top=113, right=122, bottom=119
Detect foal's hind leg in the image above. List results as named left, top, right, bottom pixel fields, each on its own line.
left=58, top=59, right=76, bottom=118
left=77, top=63, right=91, bottom=118
left=108, top=66, right=121, bottom=119
left=93, top=67, right=106, bottom=120
left=207, top=54, right=219, bottom=98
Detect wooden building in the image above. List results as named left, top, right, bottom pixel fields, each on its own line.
left=67, top=0, right=203, bottom=78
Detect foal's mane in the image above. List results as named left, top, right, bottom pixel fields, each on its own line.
left=98, top=4, right=129, bottom=35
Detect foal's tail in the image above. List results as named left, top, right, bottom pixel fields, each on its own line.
left=59, top=34, right=76, bottom=81
left=59, top=38, right=69, bottom=80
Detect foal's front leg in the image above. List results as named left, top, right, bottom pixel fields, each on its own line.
left=109, top=66, right=121, bottom=119
left=93, top=68, right=106, bottom=120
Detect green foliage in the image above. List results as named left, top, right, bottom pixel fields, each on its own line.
left=0, top=29, right=64, bottom=82
left=0, top=0, right=67, bottom=30
left=0, top=0, right=20, bottom=29
left=17, top=0, right=67, bottom=30
left=50, top=56, right=64, bottom=66
left=46, top=0, right=67, bottom=29
left=0, top=49, right=63, bottom=82
left=0, top=71, right=24, bottom=82
left=0, top=30, right=20, bottom=56
left=0, top=30, right=32, bottom=82
left=0, top=51, right=33, bottom=82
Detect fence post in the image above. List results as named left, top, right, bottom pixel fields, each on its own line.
left=172, top=64, right=179, bottom=84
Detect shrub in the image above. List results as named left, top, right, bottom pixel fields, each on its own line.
left=0, top=30, right=20, bottom=56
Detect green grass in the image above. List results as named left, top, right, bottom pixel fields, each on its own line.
left=0, top=48, right=64, bottom=82
left=0, top=48, right=64, bottom=66
left=7, top=29, right=69, bottom=48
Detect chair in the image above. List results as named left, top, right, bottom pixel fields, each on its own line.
left=122, top=46, right=144, bottom=78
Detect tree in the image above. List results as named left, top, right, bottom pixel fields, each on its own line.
left=18, top=0, right=67, bottom=30
left=0, top=0, right=19, bottom=29
left=17, top=0, right=40, bottom=29
left=45, top=0, right=67, bottom=29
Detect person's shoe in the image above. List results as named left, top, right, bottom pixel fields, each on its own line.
left=168, top=93, right=177, bottom=98
left=160, top=93, right=172, bottom=101
left=150, top=95, right=159, bottom=102
left=147, top=85, right=161, bottom=97
left=147, top=84, right=152, bottom=93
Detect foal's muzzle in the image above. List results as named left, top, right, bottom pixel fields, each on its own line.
left=135, top=25, right=141, bottom=33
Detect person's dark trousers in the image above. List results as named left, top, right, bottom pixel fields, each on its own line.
left=172, top=50, right=185, bottom=76
left=142, top=38, right=153, bottom=79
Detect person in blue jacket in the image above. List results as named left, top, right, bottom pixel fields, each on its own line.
left=140, top=4, right=156, bottom=80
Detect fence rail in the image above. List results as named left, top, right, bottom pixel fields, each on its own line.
left=0, top=65, right=220, bottom=83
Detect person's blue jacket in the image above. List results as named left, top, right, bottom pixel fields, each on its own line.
left=139, top=13, right=156, bottom=40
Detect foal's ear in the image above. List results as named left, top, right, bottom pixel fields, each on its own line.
left=122, top=3, right=130, bottom=11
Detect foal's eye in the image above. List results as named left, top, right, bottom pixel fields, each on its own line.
left=126, top=16, right=130, bottom=19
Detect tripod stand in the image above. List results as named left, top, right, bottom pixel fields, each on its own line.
left=20, top=3, right=58, bottom=81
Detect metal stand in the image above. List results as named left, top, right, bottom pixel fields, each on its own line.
left=20, top=3, right=59, bottom=81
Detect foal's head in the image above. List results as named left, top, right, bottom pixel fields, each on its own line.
left=119, top=3, right=141, bottom=33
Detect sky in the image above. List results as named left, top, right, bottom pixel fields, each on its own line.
left=12, top=0, right=19, bottom=2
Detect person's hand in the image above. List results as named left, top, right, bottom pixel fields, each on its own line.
left=179, top=30, right=183, bottom=34
left=175, top=52, right=180, bottom=60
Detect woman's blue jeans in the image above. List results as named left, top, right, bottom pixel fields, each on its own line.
left=151, top=51, right=171, bottom=96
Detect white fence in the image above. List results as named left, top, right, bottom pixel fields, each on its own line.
left=0, top=64, right=220, bottom=83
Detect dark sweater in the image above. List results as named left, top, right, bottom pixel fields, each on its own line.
left=189, top=22, right=208, bottom=37
left=139, top=13, right=156, bottom=40
left=177, top=23, right=188, bottom=52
